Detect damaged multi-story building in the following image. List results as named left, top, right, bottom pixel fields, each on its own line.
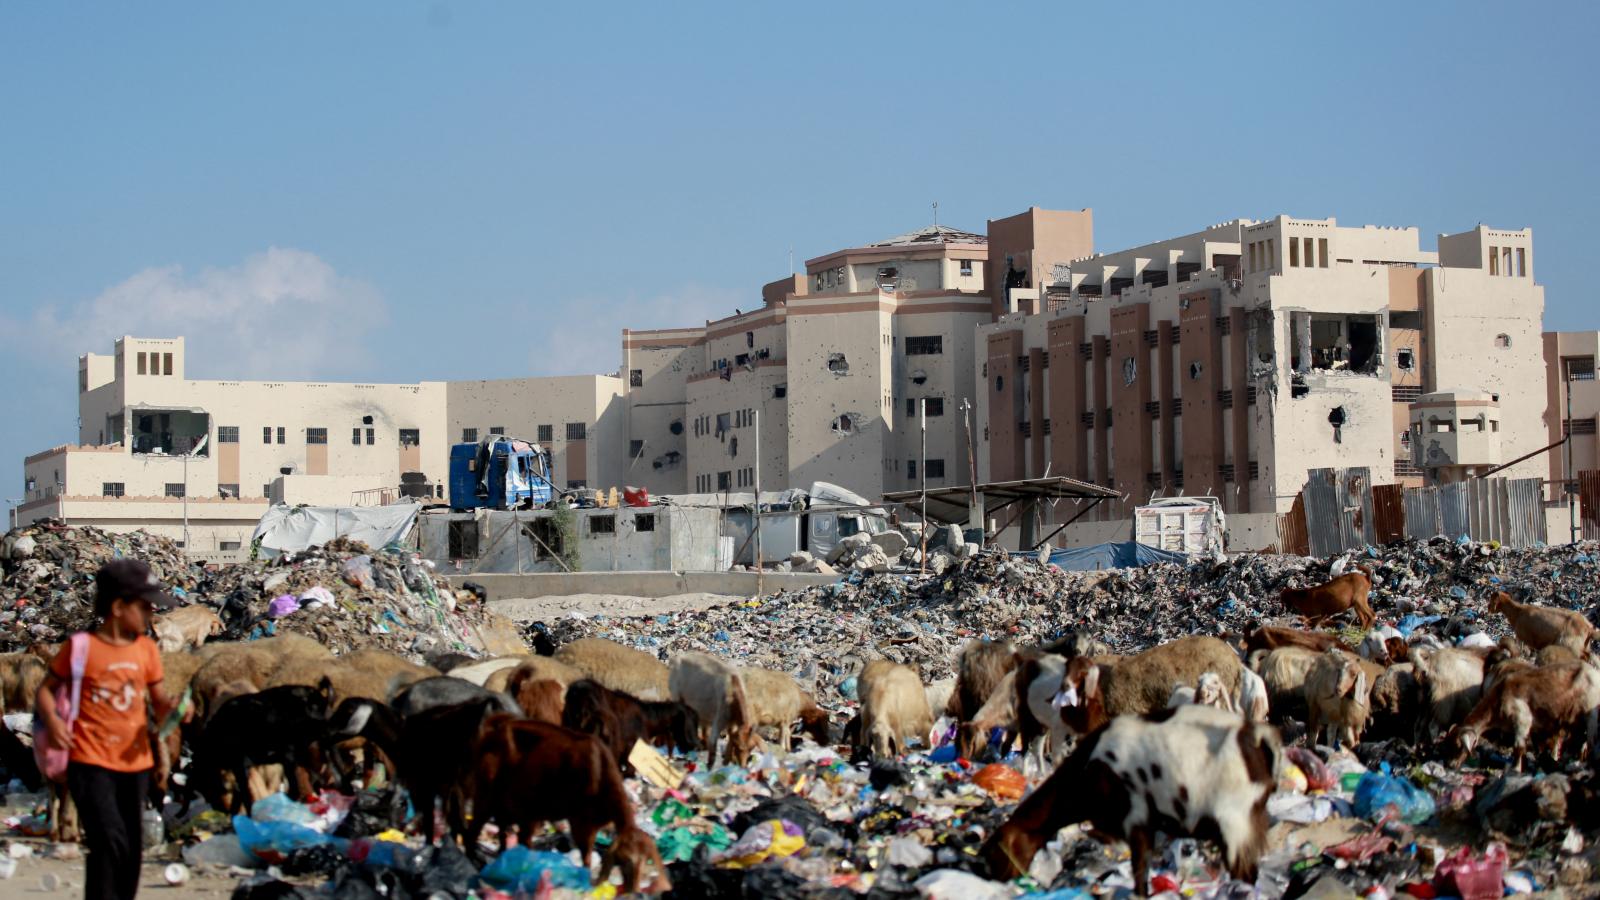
left=975, top=216, right=1547, bottom=544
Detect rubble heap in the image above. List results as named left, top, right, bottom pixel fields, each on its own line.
left=545, top=537, right=1600, bottom=707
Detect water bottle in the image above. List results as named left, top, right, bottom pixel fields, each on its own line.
left=140, top=808, right=164, bottom=850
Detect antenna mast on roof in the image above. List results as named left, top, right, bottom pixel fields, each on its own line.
left=932, top=201, right=938, bottom=228
left=789, top=245, right=793, bottom=275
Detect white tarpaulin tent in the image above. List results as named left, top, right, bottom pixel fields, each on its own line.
left=251, top=503, right=422, bottom=556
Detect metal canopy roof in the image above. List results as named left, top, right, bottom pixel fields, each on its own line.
left=882, top=475, right=1122, bottom=526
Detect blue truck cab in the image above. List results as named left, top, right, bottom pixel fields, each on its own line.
left=449, top=437, right=556, bottom=510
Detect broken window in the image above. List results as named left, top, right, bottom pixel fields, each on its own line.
left=1295, top=314, right=1381, bottom=373
left=629, top=369, right=643, bottom=387
left=1430, top=417, right=1453, bottom=433
left=735, top=353, right=750, bottom=367
left=636, top=513, right=655, bottom=532
left=910, top=369, right=928, bottom=386
left=906, top=336, right=943, bottom=355
left=165, top=483, right=186, bottom=498
left=1396, top=348, right=1415, bottom=370
left=835, top=415, right=854, bottom=434
left=218, top=483, right=239, bottom=498
left=715, top=413, right=730, bottom=435
left=827, top=353, right=849, bottom=374
left=876, top=267, right=900, bottom=290
left=926, top=459, right=945, bottom=479
left=399, top=429, right=420, bottom=446
left=773, top=385, right=787, bottom=399
left=589, top=515, right=615, bottom=535
left=1291, top=375, right=1310, bottom=399
left=1494, top=333, right=1512, bottom=349
left=716, top=471, right=731, bottom=491
left=524, top=518, right=562, bottom=559
left=131, top=409, right=211, bottom=455
left=1188, top=362, right=1203, bottom=381
left=1123, top=357, right=1138, bottom=385
left=729, top=437, right=738, bottom=458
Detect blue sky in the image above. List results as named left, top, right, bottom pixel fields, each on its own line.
left=3, top=1, right=1597, bottom=502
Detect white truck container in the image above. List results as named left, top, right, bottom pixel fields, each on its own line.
left=1134, top=496, right=1225, bottom=557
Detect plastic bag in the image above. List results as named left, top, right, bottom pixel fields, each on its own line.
left=233, top=815, right=345, bottom=865
left=1285, top=747, right=1335, bottom=792
left=181, top=834, right=259, bottom=869
left=658, top=825, right=732, bottom=863
left=268, top=595, right=300, bottom=618
left=479, top=846, right=590, bottom=892
left=343, top=556, right=376, bottom=592
left=972, top=763, right=1026, bottom=800
left=1353, top=764, right=1436, bottom=824
left=712, top=820, right=806, bottom=868
left=299, top=585, right=335, bottom=609
left=251, top=793, right=316, bottom=827
left=1432, top=843, right=1506, bottom=900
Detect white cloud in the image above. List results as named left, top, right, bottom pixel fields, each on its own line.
left=6, top=247, right=387, bottom=380
left=525, top=282, right=742, bottom=377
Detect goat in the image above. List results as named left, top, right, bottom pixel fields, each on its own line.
left=152, top=605, right=224, bottom=653
left=1167, top=672, right=1237, bottom=714
left=1489, top=592, right=1594, bottom=655
left=951, top=640, right=1017, bottom=722
left=1015, top=653, right=1070, bottom=774
left=1450, top=661, right=1600, bottom=771
left=0, top=653, right=46, bottom=715
left=924, top=676, right=958, bottom=720
left=337, top=648, right=439, bottom=693
left=397, top=696, right=504, bottom=844
left=1055, top=637, right=1243, bottom=738
left=1253, top=646, right=1321, bottom=722
left=1304, top=650, right=1371, bottom=748
left=390, top=675, right=519, bottom=719
left=1279, top=571, right=1376, bottom=630
left=669, top=652, right=756, bottom=768
left=1243, top=625, right=1353, bottom=657
left=466, top=716, right=669, bottom=893
left=984, top=704, right=1281, bottom=896
left=323, top=697, right=404, bottom=791
left=957, top=670, right=1017, bottom=761
left=858, top=659, right=933, bottom=759
left=1409, top=646, right=1486, bottom=743
left=1236, top=669, right=1269, bottom=723
left=448, top=656, right=524, bottom=688
left=187, top=684, right=329, bottom=814
left=557, top=638, right=671, bottom=701
left=1368, top=662, right=1422, bottom=742
left=740, top=667, right=830, bottom=751
left=562, top=679, right=701, bottom=773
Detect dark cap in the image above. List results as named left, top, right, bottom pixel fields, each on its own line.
left=95, top=559, right=178, bottom=611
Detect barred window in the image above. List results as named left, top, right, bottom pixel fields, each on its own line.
left=566, top=422, right=586, bottom=441
left=217, top=427, right=239, bottom=443
left=905, top=336, right=943, bottom=355
left=306, top=428, right=327, bottom=445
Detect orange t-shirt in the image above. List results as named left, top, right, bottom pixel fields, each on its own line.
left=49, top=634, right=164, bottom=772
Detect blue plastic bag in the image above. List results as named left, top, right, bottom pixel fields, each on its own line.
left=479, top=846, right=590, bottom=892
left=233, top=815, right=344, bottom=863
left=1353, top=763, right=1436, bottom=824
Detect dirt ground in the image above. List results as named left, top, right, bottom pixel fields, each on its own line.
left=0, top=839, right=238, bottom=900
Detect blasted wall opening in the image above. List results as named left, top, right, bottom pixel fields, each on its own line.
left=1292, top=313, right=1383, bottom=375
left=132, top=409, right=211, bottom=456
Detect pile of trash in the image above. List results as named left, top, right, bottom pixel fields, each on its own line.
left=0, top=520, right=205, bottom=650
left=0, top=521, right=518, bottom=660
left=546, top=538, right=1600, bottom=708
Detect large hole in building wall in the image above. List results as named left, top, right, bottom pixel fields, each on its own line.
left=132, top=409, right=211, bottom=456
left=832, top=413, right=859, bottom=435
left=1328, top=406, right=1348, bottom=443
left=827, top=353, right=849, bottom=374
left=910, top=369, right=928, bottom=386
left=1188, top=362, right=1203, bottom=380
left=1397, top=349, right=1415, bottom=371
left=1293, top=314, right=1382, bottom=374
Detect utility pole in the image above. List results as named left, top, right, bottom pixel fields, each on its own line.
left=1567, top=367, right=1578, bottom=544
left=961, top=397, right=978, bottom=531
left=918, top=399, right=928, bottom=575
left=754, top=407, right=763, bottom=596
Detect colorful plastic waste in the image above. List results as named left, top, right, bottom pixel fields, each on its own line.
left=972, top=763, right=1026, bottom=800
left=1353, top=764, right=1436, bottom=824
left=479, top=846, right=590, bottom=893
left=1431, top=843, right=1506, bottom=900
left=713, top=819, right=805, bottom=868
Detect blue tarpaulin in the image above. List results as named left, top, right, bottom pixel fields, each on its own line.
left=1013, top=541, right=1190, bottom=571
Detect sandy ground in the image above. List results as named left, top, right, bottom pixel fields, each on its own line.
left=489, top=591, right=742, bottom=622
left=0, top=837, right=239, bottom=900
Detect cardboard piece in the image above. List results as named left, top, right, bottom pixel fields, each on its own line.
left=628, top=739, right=685, bottom=790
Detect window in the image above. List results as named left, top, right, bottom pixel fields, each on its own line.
left=1489, top=246, right=1499, bottom=275
left=137, top=352, right=147, bottom=375
left=746, top=332, right=754, bottom=348
left=876, top=266, right=899, bottom=289
left=566, top=422, right=586, bottom=440
left=306, top=428, right=328, bottom=445
left=463, top=428, right=478, bottom=443
left=1516, top=247, right=1526, bottom=277
left=163, top=353, right=173, bottom=375
left=924, top=398, right=944, bottom=417
left=775, top=384, right=787, bottom=398
left=716, top=471, right=731, bottom=491
left=537, top=424, right=553, bottom=442
left=263, top=483, right=274, bottom=498
left=1396, top=348, right=1415, bottom=370
left=906, top=335, right=943, bottom=355
left=1289, top=238, right=1299, bottom=267
left=630, top=439, right=645, bottom=458
left=1318, top=237, right=1329, bottom=268
left=926, top=459, right=946, bottom=479
left=835, top=415, right=853, bottom=433
left=102, top=482, right=124, bottom=498
left=353, top=427, right=363, bottom=445
left=960, top=259, right=973, bottom=276
left=165, top=483, right=186, bottom=498
left=399, top=429, right=420, bottom=447
left=218, top=483, right=240, bottom=498
left=448, top=520, right=480, bottom=559
left=1502, top=247, right=1513, bottom=277
left=906, top=398, right=916, bottom=418
left=1494, top=333, right=1512, bottom=349
left=217, top=426, right=239, bottom=443
left=636, top=513, right=655, bottom=532
left=219, top=541, right=241, bottom=551
left=277, top=427, right=286, bottom=444
left=908, top=460, right=917, bottom=479
left=715, top=413, right=730, bottom=434
left=489, top=426, right=505, bottom=436
left=589, top=515, right=616, bottom=535
left=366, top=428, right=374, bottom=446
left=629, top=368, right=643, bottom=387
left=263, top=427, right=273, bottom=444
left=1567, top=357, right=1596, bottom=381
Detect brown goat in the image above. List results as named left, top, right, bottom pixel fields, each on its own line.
left=1489, top=592, right=1594, bottom=655
left=1243, top=625, right=1354, bottom=656
left=153, top=605, right=225, bottom=653
left=957, top=670, right=1017, bottom=760
left=1279, top=571, right=1376, bottom=630
left=514, top=678, right=566, bottom=724
left=0, top=653, right=46, bottom=715
left=951, top=640, right=1017, bottom=722
left=1055, top=637, right=1244, bottom=738
left=1450, top=661, right=1600, bottom=771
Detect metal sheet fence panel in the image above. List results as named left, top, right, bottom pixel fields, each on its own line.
left=1580, top=471, right=1600, bottom=542
left=1372, top=484, right=1406, bottom=545
left=1404, top=486, right=1440, bottom=540
left=1437, top=481, right=1471, bottom=541
left=1304, top=467, right=1374, bottom=557
left=1503, top=477, right=1547, bottom=548
left=1399, top=477, right=1546, bottom=547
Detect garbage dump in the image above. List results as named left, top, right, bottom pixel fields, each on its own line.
left=1, top=520, right=1599, bottom=898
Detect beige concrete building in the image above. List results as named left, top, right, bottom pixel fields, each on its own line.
left=621, top=220, right=1092, bottom=500
left=976, top=218, right=1547, bottom=538
left=1543, top=331, right=1600, bottom=485
left=445, top=375, right=627, bottom=490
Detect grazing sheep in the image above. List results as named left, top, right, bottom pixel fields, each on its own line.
left=1280, top=571, right=1376, bottom=630
left=153, top=605, right=225, bottom=653
left=192, top=647, right=278, bottom=718
left=502, top=656, right=583, bottom=692
left=1055, top=636, right=1243, bottom=737
left=924, top=677, right=957, bottom=720
left=669, top=652, right=756, bottom=768
left=450, top=657, right=525, bottom=689
left=1304, top=649, right=1372, bottom=748
left=1368, top=662, right=1422, bottom=742
left=1409, top=646, right=1486, bottom=742
left=557, top=638, right=671, bottom=701
left=858, top=659, right=933, bottom=759
left=1254, top=646, right=1322, bottom=722
left=740, top=667, right=829, bottom=751
left=951, top=640, right=1017, bottom=722
left=984, top=705, right=1282, bottom=896
left=1450, top=661, right=1600, bottom=771
left=1489, top=592, right=1594, bottom=655
left=338, top=649, right=438, bottom=694
left=1168, top=671, right=1237, bottom=714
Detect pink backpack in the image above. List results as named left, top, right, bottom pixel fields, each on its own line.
left=33, top=633, right=89, bottom=783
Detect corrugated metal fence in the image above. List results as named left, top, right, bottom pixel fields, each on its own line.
left=1279, top=470, right=1548, bottom=555
left=1580, top=471, right=1600, bottom=542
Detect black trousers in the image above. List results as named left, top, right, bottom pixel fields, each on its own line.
left=66, top=763, right=149, bottom=900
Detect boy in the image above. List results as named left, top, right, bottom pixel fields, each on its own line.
left=35, top=559, right=178, bottom=900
